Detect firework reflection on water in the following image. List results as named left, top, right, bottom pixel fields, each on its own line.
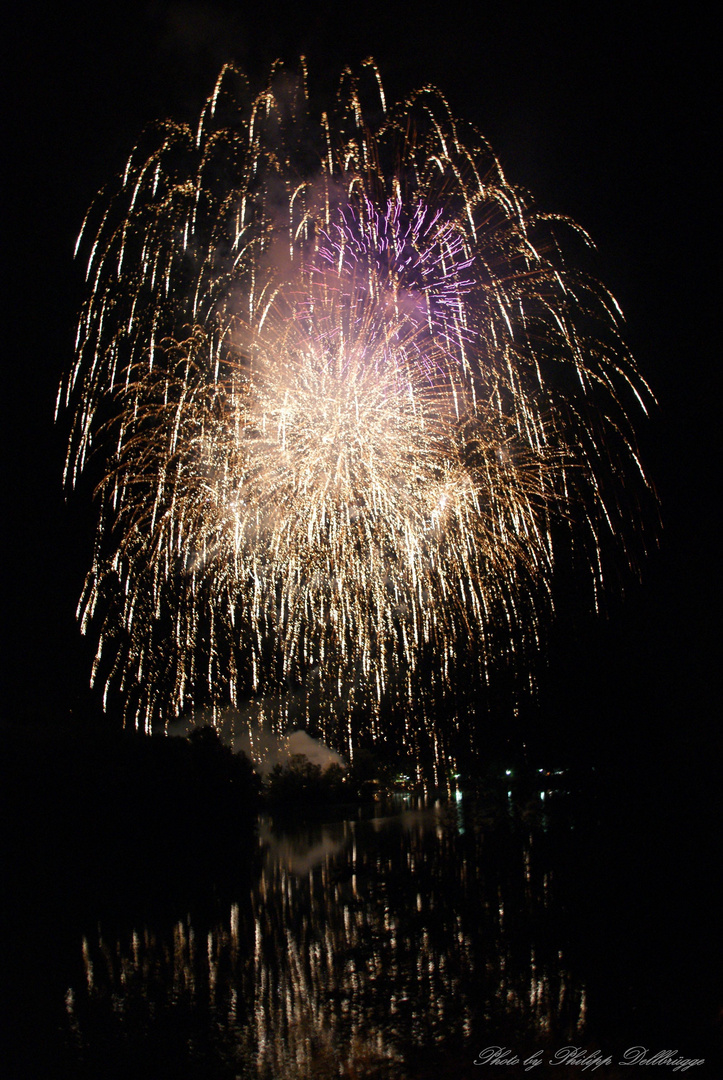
left=65, top=801, right=586, bottom=1078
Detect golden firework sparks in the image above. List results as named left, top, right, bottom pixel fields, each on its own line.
left=60, top=61, right=654, bottom=754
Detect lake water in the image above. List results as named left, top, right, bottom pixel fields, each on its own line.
left=3, top=779, right=720, bottom=1079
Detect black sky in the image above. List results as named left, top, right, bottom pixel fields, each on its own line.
left=3, top=2, right=718, bottom=766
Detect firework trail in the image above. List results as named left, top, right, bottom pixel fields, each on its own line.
left=60, top=60, right=654, bottom=757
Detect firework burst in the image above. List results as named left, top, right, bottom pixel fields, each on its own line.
left=61, top=60, right=654, bottom=760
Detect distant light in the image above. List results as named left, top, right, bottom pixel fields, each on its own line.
left=455, top=788, right=463, bottom=802
left=505, top=769, right=512, bottom=777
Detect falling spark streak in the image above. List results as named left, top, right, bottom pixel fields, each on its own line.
left=62, top=61, right=654, bottom=745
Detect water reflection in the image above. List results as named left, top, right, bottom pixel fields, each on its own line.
left=63, top=797, right=587, bottom=1078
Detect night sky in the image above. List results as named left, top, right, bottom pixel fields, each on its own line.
left=4, top=3, right=718, bottom=771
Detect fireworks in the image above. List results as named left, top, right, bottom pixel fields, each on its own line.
left=61, top=60, right=654, bottom=753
